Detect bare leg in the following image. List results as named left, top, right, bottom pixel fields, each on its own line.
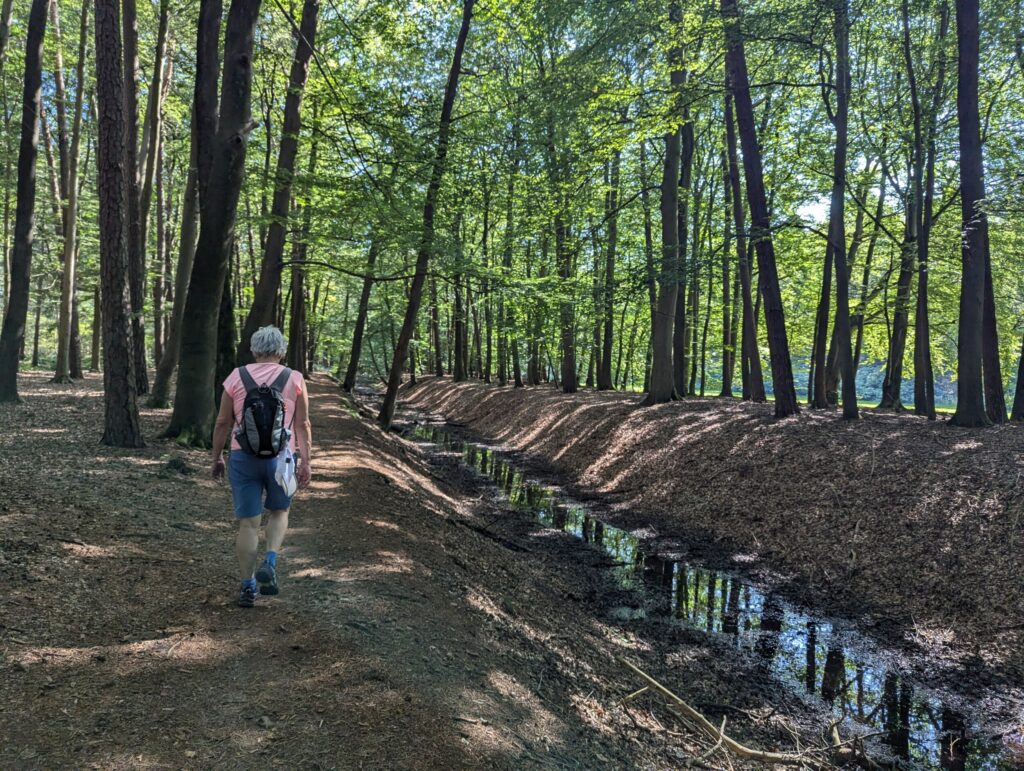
left=265, top=508, right=289, bottom=554
left=235, top=516, right=261, bottom=581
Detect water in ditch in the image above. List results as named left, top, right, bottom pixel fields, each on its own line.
left=406, top=420, right=1021, bottom=770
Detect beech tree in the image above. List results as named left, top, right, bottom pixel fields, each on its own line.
left=0, top=0, right=47, bottom=403
left=949, top=0, right=989, bottom=427
left=377, top=0, right=476, bottom=429
left=166, top=0, right=262, bottom=444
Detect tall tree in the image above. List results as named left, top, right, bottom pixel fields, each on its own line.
left=722, top=0, right=799, bottom=417
left=597, top=149, right=620, bottom=391
left=52, top=0, right=88, bottom=384
left=949, top=0, right=989, bottom=427
left=0, top=0, right=47, bottom=402
left=94, top=0, right=143, bottom=445
left=377, top=0, right=475, bottom=428
left=724, top=89, right=764, bottom=402
left=341, top=235, right=380, bottom=392
left=165, top=0, right=261, bottom=444
left=148, top=124, right=199, bottom=406
left=828, top=0, right=857, bottom=419
left=121, top=0, right=147, bottom=394
left=236, top=0, right=319, bottom=365
left=641, top=4, right=684, bottom=406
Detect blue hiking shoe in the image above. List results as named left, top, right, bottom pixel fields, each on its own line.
left=238, top=583, right=258, bottom=608
left=255, top=560, right=279, bottom=596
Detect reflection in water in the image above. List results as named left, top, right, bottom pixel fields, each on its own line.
left=407, top=423, right=1010, bottom=769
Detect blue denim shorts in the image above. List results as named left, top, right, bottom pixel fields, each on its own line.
left=228, top=450, right=293, bottom=518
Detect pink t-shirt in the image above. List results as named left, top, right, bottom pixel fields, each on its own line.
left=223, top=363, right=305, bottom=452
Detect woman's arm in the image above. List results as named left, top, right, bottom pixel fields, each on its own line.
left=294, top=385, right=313, bottom=487
left=211, top=390, right=235, bottom=478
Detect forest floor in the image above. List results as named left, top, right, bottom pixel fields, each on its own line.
left=402, top=377, right=1024, bottom=722
left=0, top=371, right=861, bottom=770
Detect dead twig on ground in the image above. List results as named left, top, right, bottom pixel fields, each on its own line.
left=617, top=657, right=813, bottom=766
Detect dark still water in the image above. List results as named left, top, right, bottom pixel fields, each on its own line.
left=405, top=421, right=1023, bottom=770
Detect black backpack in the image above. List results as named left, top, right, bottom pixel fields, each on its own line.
left=234, top=366, right=293, bottom=457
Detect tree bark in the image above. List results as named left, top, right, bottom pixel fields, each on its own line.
left=597, top=149, right=619, bottom=390
left=1011, top=333, right=1024, bottom=421
left=165, top=0, right=260, bottom=444
left=377, top=0, right=474, bottom=429
left=148, top=128, right=198, bottom=406
left=94, top=0, right=143, bottom=445
left=950, top=0, right=989, bottom=426
left=137, top=0, right=170, bottom=279
left=724, top=76, right=764, bottom=401
left=722, top=0, right=798, bottom=417
left=0, top=0, right=47, bottom=402
left=89, top=283, right=100, bottom=371
left=673, top=99, right=693, bottom=397
left=497, top=121, right=520, bottom=386
left=719, top=148, right=733, bottom=397
left=642, top=10, right=684, bottom=407
left=237, top=0, right=319, bottom=364
left=122, top=0, right=147, bottom=394
left=342, top=237, right=379, bottom=391
left=829, top=0, right=857, bottom=419
left=909, top=0, right=949, bottom=419
left=152, top=137, right=165, bottom=365
left=52, top=0, right=88, bottom=383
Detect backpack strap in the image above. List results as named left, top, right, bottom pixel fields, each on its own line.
left=270, top=366, right=293, bottom=392
left=238, top=365, right=259, bottom=392
left=271, top=367, right=296, bottom=429
left=233, top=365, right=259, bottom=427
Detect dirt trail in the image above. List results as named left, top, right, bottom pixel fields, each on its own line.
left=1, top=373, right=837, bottom=769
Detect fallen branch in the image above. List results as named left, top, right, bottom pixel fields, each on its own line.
left=617, top=657, right=811, bottom=766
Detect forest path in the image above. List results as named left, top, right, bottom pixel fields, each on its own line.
left=5, top=373, right=807, bottom=769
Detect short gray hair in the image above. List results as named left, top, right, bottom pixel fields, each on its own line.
left=250, top=326, right=287, bottom=358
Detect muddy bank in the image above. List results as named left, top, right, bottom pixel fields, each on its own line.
left=401, top=377, right=1024, bottom=684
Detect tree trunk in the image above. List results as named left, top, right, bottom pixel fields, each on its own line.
left=1011, top=333, right=1024, bottom=421
left=166, top=0, right=260, bottom=444
left=724, top=83, right=764, bottom=402
left=853, top=164, right=887, bottom=372
left=598, top=150, right=619, bottom=390
left=642, top=19, right=684, bottom=407
left=148, top=129, right=198, bottom=407
left=94, top=0, right=143, bottom=445
left=89, top=283, right=100, bottom=371
left=342, top=238, right=379, bottom=391
left=910, top=0, right=949, bottom=420
left=950, top=0, right=988, bottom=427
left=236, top=0, right=319, bottom=364
left=673, top=100, right=693, bottom=397
left=122, top=0, right=147, bottom=394
left=719, top=148, right=733, bottom=397
left=982, top=247, right=1005, bottom=422
left=377, top=0, right=474, bottom=428
left=481, top=178, right=492, bottom=383
left=829, top=0, right=857, bottom=419
left=287, top=133, right=317, bottom=375
left=429, top=275, right=443, bottom=376
left=30, top=272, right=42, bottom=367
left=152, top=138, right=165, bottom=365
left=0, top=0, right=47, bottom=402
left=215, top=258, right=236, bottom=394
left=286, top=247, right=306, bottom=372
left=722, top=0, right=797, bottom=417
left=70, top=286, right=82, bottom=377
left=52, top=0, right=88, bottom=383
